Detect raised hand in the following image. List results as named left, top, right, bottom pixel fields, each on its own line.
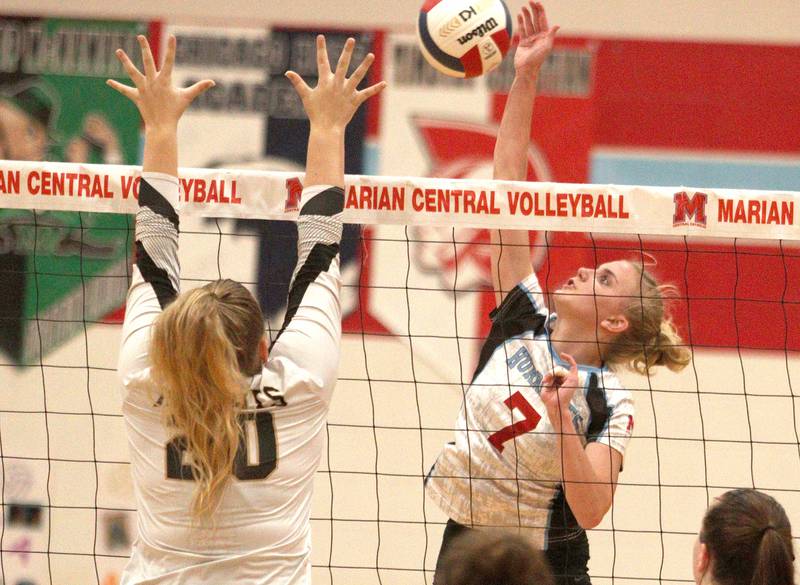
left=514, top=1, right=559, bottom=77
left=540, top=353, right=579, bottom=430
left=107, top=35, right=214, bottom=130
left=285, top=35, right=386, bottom=131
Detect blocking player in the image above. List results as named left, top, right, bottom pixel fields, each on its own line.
left=114, top=33, right=384, bottom=584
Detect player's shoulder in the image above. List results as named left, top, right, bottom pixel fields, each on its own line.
left=254, top=358, right=330, bottom=407
left=594, top=369, right=634, bottom=414
left=596, top=367, right=624, bottom=385
left=588, top=368, right=629, bottom=397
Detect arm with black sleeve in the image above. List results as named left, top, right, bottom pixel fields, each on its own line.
left=267, top=184, right=345, bottom=398
left=273, top=35, right=385, bottom=396
left=112, top=34, right=214, bottom=388
left=118, top=173, right=181, bottom=387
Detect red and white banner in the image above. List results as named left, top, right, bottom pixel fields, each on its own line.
left=1, top=159, right=798, bottom=241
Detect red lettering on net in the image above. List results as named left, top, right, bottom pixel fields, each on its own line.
left=285, top=177, right=303, bottom=212
left=487, top=391, right=542, bottom=453
left=673, top=191, right=708, bottom=227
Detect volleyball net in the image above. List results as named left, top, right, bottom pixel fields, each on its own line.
left=1, top=160, right=799, bottom=584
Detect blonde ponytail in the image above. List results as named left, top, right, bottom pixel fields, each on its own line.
left=652, top=319, right=692, bottom=372
left=604, top=266, right=692, bottom=375
left=150, top=279, right=264, bottom=521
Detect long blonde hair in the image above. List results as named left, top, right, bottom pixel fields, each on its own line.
left=150, top=279, right=264, bottom=520
left=604, top=263, right=691, bottom=375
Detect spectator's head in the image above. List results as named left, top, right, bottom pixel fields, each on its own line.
left=438, top=530, right=554, bottom=585
left=695, top=489, right=795, bottom=585
left=0, top=80, right=59, bottom=161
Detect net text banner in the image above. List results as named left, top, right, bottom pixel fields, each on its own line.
left=0, top=160, right=798, bottom=241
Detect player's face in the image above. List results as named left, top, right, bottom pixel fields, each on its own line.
left=552, top=260, right=639, bottom=332
left=0, top=102, right=48, bottom=161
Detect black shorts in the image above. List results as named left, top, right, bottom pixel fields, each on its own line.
left=433, top=519, right=591, bottom=585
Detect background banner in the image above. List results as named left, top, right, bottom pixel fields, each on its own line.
left=0, top=16, right=145, bottom=363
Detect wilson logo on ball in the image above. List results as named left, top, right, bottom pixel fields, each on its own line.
left=456, top=17, right=499, bottom=45
left=418, top=0, right=512, bottom=78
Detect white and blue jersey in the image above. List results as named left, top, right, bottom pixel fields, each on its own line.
left=425, top=272, right=635, bottom=550
left=118, top=174, right=344, bottom=584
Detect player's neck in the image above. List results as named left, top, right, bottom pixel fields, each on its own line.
left=549, top=318, right=604, bottom=368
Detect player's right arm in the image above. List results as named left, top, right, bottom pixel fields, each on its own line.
left=111, top=35, right=214, bottom=386
left=490, top=2, right=558, bottom=306
left=271, top=36, right=385, bottom=397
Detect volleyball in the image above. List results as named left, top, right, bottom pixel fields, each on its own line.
left=417, top=0, right=513, bottom=78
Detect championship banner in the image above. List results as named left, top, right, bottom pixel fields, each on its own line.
left=0, top=16, right=145, bottom=368
left=1, top=160, right=798, bottom=239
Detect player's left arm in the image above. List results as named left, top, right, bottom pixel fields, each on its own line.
left=111, top=35, right=213, bottom=386
left=560, top=438, right=623, bottom=529
left=541, top=354, right=631, bottom=529
left=270, top=36, right=384, bottom=397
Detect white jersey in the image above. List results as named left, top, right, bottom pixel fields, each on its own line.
left=117, top=173, right=345, bottom=584
left=425, top=272, right=635, bottom=550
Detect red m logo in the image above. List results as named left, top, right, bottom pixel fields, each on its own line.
left=284, top=177, right=303, bottom=212
left=673, top=191, right=708, bottom=227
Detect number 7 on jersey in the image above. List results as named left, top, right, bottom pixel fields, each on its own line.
left=487, top=391, right=542, bottom=453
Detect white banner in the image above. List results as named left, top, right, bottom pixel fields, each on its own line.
left=1, top=159, right=799, bottom=240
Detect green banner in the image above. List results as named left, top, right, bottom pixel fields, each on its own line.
left=0, top=17, right=146, bottom=364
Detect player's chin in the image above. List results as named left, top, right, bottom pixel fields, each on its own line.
left=552, top=286, right=578, bottom=300
left=551, top=290, right=591, bottom=314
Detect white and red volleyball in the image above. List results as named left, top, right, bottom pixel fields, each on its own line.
left=417, top=0, right=512, bottom=78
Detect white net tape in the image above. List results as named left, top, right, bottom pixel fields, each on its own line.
left=1, top=159, right=798, bottom=238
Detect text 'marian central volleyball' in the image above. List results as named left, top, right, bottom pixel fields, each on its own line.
left=417, top=0, right=513, bottom=77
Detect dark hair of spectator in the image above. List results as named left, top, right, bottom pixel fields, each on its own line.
left=701, top=488, right=795, bottom=585
left=437, top=530, right=554, bottom=585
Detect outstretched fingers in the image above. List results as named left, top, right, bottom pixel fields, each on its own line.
left=534, top=2, right=559, bottom=38
left=182, top=79, right=215, bottom=103
left=285, top=70, right=312, bottom=100
left=137, top=35, right=157, bottom=78
left=106, top=79, right=138, bottom=101
left=316, top=35, right=331, bottom=78
left=161, top=34, right=177, bottom=79
left=534, top=2, right=546, bottom=32
left=115, top=49, right=145, bottom=86
left=521, top=4, right=535, bottom=38
left=356, top=80, right=386, bottom=105
left=347, top=52, right=375, bottom=91
left=335, top=37, right=356, bottom=81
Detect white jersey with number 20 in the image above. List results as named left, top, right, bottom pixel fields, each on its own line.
left=118, top=174, right=344, bottom=584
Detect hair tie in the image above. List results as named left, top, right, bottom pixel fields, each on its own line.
left=640, top=251, right=658, bottom=267
left=761, top=524, right=777, bottom=537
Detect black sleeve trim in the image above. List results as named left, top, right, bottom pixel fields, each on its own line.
left=586, top=373, right=611, bottom=443
left=299, top=187, right=345, bottom=217
left=271, top=242, right=339, bottom=347
left=135, top=241, right=178, bottom=309
left=546, top=486, right=583, bottom=546
left=139, top=178, right=179, bottom=230
left=471, top=283, right=546, bottom=382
